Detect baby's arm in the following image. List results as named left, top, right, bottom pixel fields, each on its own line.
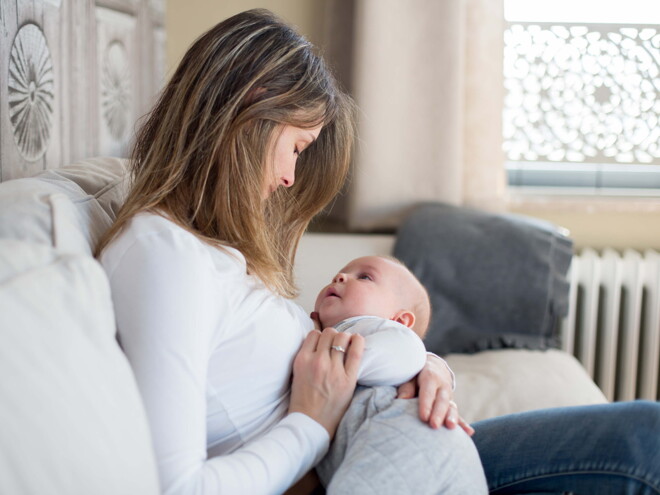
left=340, top=317, right=427, bottom=387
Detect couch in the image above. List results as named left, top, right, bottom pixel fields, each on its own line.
left=0, top=157, right=607, bottom=494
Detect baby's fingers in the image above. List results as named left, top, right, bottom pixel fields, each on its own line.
left=343, top=334, right=364, bottom=379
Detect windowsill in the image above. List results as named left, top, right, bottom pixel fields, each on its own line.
left=506, top=189, right=660, bottom=214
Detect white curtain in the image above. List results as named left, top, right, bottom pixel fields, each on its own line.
left=322, top=0, right=506, bottom=231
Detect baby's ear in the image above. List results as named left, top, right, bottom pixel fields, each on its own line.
left=392, top=310, right=415, bottom=329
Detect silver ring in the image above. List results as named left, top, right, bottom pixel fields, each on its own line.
left=331, top=345, right=346, bottom=353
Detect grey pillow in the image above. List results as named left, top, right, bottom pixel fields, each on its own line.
left=394, top=203, right=573, bottom=355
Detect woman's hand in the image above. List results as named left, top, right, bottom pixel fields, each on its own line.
left=397, top=354, right=474, bottom=436
left=289, top=327, right=364, bottom=438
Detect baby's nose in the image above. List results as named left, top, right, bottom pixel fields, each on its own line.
left=333, top=272, right=347, bottom=283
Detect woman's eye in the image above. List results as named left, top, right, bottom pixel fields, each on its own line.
left=294, top=148, right=300, bottom=156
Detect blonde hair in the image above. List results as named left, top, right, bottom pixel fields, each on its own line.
left=96, top=9, right=355, bottom=298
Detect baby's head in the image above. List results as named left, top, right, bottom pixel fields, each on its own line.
left=314, top=255, right=431, bottom=337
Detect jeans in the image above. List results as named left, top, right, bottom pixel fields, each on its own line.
left=472, top=400, right=660, bottom=495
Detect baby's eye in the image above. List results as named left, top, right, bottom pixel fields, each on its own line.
left=357, top=273, right=373, bottom=281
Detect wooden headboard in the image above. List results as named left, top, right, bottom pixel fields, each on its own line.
left=0, top=0, right=165, bottom=182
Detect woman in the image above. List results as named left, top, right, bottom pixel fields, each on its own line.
left=98, top=8, right=660, bottom=495
left=97, top=9, right=466, bottom=494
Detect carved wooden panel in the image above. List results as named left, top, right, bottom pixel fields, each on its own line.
left=95, top=6, right=138, bottom=157
left=0, top=0, right=165, bottom=182
left=1, top=0, right=65, bottom=181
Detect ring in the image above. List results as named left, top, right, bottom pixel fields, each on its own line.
left=331, top=345, right=346, bottom=353
left=449, top=400, right=458, bottom=408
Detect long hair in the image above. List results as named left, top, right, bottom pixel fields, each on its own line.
left=96, top=9, right=355, bottom=298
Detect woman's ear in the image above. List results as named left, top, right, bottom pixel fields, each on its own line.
left=392, top=310, right=416, bottom=329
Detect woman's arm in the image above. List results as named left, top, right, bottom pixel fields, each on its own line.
left=102, top=226, right=344, bottom=495
left=397, top=354, right=474, bottom=435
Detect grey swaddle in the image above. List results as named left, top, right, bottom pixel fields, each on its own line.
left=317, top=386, right=487, bottom=495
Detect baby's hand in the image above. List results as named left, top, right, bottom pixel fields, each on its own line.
left=310, top=311, right=322, bottom=331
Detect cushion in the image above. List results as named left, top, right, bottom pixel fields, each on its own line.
left=0, top=157, right=128, bottom=254
left=0, top=239, right=159, bottom=494
left=447, top=349, right=608, bottom=423
left=394, top=203, right=573, bottom=355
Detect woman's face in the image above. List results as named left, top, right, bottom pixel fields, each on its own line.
left=262, top=123, right=323, bottom=199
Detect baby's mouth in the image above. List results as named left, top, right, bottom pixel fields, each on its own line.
left=325, top=287, right=340, bottom=299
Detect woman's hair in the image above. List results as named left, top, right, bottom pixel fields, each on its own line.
left=96, top=9, right=355, bottom=298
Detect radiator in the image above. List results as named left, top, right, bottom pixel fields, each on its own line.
left=561, top=249, right=660, bottom=402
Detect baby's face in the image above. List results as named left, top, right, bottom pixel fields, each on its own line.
left=314, top=256, right=407, bottom=329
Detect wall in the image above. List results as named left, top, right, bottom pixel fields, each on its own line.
left=165, top=1, right=660, bottom=250
left=509, top=200, right=660, bottom=251
left=166, top=0, right=325, bottom=74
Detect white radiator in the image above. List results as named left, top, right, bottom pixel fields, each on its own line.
left=561, top=249, right=660, bottom=402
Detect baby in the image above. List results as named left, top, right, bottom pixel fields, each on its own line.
left=311, top=255, right=431, bottom=387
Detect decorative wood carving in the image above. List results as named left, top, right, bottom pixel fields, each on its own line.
left=0, top=0, right=165, bottom=182
left=101, top=40, right=131, bottom=140
left=8, top=23, right=55, bottom=162
left=95, top=6, right=138, bottom=157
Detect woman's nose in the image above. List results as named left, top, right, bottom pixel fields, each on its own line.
left=280, top=168, right=295, bottom=188
left=333, top=273, right=347, bottom=283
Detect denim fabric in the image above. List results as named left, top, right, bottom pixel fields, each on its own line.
left=472, top=401, right=660, bottom=494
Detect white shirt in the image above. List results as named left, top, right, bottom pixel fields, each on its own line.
left=100, top=212, right=427, bottom=495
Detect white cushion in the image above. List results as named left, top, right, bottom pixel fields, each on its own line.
left=0, top=157, right=128, bottom=255
left=0, top=239, right=159, bottom=494
left=447, top=349, right=608, bottom=424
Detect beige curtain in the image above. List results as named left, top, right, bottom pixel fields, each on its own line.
left=321, top=0, right=506, bottom=231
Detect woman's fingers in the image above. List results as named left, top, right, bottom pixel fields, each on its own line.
left=396, top=377, right=417, bottom=399
left=300, top=329, right=322, bottom=352
left=316, top=326, right=339, bottom=352
left=457, top=416, right=475, bottom=436
left=329, top=331, right=352, bottom=364
left=343, top=333, right=364, bottom=379
left=442, top=400, right=474, bottom=436
left=443, top=399, right=459, bottom=429
left=428, top=387, right=452, bottom=429
left=417, top=369, right=445, bottom=424
left=325, top=331, right=364, bottom=380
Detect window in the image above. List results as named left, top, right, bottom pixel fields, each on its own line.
left=503, top=0, right=660, bottom=195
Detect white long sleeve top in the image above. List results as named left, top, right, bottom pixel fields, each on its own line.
left=100, top=212, right=427, bottom=495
